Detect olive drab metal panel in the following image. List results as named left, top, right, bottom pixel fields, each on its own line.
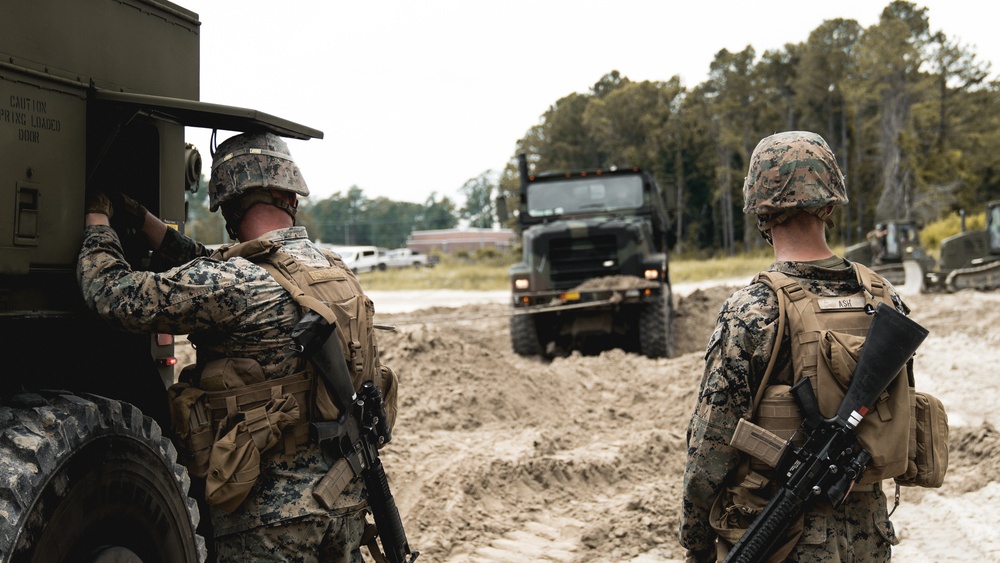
left=0, top=75, right=87, bottom=276
left=0, top=0, right=199, bottom=279
left=0, top=0, right=200, bottom=99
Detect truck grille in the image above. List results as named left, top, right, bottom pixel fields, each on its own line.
left=549, top=235, right=619, bottom=289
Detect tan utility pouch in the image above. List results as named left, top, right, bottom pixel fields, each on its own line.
left=167, top=382, right=213, bottom=478
left=741, top=385, right=805, bottom=471
left=813, top=328, right=911, bottom=484
left=169, top=359, right=311, bottom=512
left=896, top=391, right=949, bottom=488
left=204, top=393, right=301, bottom=512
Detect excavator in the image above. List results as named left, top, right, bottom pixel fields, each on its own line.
left=926, top=200, right=1000, bottom=292
left=846, top=201, right=1000, bottom=294
left=844, top=220, right=935, bottom=294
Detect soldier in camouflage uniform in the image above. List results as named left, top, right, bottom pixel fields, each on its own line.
left=679, top=131, right=909, bottom=562
left=78, top=132, right=379, bottom=563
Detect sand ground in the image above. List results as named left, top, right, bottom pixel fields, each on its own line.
left=175, top=281, right=1000, bottom=561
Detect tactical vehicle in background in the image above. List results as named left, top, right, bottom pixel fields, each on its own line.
left=503, top=154, right=674, bottom=359
left=0, top=1, right=321, bottom=561
left=844, top=220, right=935, bottom=293
left=925, top=200, right=1000, bottom=292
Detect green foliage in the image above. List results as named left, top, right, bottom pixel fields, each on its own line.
left=182, top=1, right=1000, bottom=261
left=297, top=188, right=458, bottom=249
left=183, top=179, right=464, bottom=250
left=507, top=0, right=1000, bottom=256
left=184, top=179, right=227, bottom=244
left=459, top=171, right=496, bottom=228
left=418, top=193, right=460, bottom=231
left=920, top=211, right=987, bottom=250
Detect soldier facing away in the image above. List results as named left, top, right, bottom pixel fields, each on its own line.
left=679, top=131, right=915, bottom=562
left=78, top=131, right=398, bottom=562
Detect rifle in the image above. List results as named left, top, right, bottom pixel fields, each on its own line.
left=292, top=310, right=418, bottom=563
left=722, top=302, right=928, bottom=563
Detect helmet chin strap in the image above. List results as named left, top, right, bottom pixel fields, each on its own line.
left=221, top=189, right=298, bottom=240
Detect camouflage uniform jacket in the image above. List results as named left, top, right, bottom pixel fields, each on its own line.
left=679, top=258, right=909, bottom=558
left=77, top=224, right=370, bottom=536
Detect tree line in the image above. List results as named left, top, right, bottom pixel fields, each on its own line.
left=188, top=1, right=998, bottom=254
left=184, top=183, right=474, bottom=248
left=494, top=0, right=998, bottom=255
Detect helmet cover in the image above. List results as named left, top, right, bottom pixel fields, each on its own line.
left=742, top=131, right=847, bottom=215
left=209, top=132, right=309, bottom=211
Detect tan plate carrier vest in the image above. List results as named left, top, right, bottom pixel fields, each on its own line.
left=715, top=264, right=947, bottom=560
left=746, top=263, right=912, bottom=484
left=168, top=239, right=398, bottom=512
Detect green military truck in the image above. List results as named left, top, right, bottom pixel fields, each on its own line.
left=0, top=1, right=320, bottom=561
left=506, top=154, right=674, bottom=359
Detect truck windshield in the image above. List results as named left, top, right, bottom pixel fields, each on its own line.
left=526, top=175, right=643, bottom=217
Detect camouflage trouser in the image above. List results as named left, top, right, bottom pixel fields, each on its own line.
left=785, top=486, right=896, bottom=563
left=215, top=506, right=368, bottom=563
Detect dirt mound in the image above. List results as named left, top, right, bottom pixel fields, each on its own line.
left=375, top=286, right=1000, bottom=562
left=672, top=286, right=735, bottom=356
left=176, top=284, right=1000, bottom=561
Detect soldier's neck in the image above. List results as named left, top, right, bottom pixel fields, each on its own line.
left=771, top=218, right=833, bottom=262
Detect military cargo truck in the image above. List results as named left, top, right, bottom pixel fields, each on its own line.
left=0, top=1, right=321, bottom=561
left=506, top=154, right=674, bottom=359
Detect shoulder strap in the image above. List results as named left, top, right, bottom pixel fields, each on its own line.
left=209, top=238, right=279, bottom=262
left=852, top=262, right=896, bottom=311
left=254, top=250, right=339, bottom=324
left=208, top=238, right=339, bottom=322
left=748, top=271, right=792, bottom=417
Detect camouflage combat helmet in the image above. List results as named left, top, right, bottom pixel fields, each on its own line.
left=742, top=131, right=848, bottom=234
left=209, top=131, right=309, bottom=212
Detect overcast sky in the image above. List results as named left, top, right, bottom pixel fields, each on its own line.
left=180, top=1, right=1000, bottom=207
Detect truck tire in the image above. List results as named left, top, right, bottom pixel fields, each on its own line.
left=510, top=313, right=543, bottom=357
left=639, top=289, right=674, bottom=359
left=0, top=392, right=206, bottom=563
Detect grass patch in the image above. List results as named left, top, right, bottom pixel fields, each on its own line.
left=357, top=251, right=512, bottom=291
left=357, top=250, right=779, bottom=291
left=669, top=253, right=774, bottom=283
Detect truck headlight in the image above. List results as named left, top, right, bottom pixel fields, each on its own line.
left=644, top=269, right=659, bottom=280
left=514, top=278, right=529, bottom=290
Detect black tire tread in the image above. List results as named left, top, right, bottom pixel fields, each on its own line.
left=639, top=289, right=675, bottom=359
left=510, top=313, right=543, bottom=356
left=0, top=391, right=205, bottom=562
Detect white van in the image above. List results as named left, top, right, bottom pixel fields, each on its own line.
left=324, top=245, right=383, bottom=273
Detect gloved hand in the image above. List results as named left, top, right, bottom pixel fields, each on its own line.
left=85, top=190, right=114, bottom=218
left=113, top=192, right=149, bottom=231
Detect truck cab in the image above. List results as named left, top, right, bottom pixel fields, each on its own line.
left=507, top=154, right=674, bottom=358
